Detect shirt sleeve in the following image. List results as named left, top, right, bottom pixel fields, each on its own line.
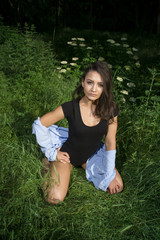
left=32, top=117, right=58, bottom=161
left=61, top=101, right=73, bottom=119
left=32, top=117, right=69, bottom=161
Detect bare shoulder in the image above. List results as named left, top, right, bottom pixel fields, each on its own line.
left=40, top=105, right=65, bottom=127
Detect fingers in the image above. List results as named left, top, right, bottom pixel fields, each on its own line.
left=57, top=147, right=70, bottom=158
left=56, top=149, right=70, bottom=164
left=57, top=155, right=70, bottom=164
left=59, top=156, right=70, bottom=164
left=63, top=152, right=70, bottom=159
left=107, top=184, right=120, bottom=194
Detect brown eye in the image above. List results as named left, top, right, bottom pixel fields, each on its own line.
left=87, top=81, right=92, bottom=85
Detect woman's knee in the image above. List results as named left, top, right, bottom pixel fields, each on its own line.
left=43, top=161, right=72, bottom=204
left=46, top=191, right=66, bottom=205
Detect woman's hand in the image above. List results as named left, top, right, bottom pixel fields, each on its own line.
left=56, top=147, right=70, bottom=164
left=107, top=178, right=121, bottom=194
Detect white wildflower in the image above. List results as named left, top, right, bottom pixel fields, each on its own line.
left=72, top=57, right=79, bottom=61
left=135, top=62, right=140, bottom=67
left=70, top=62, right=77, bottom=66
left=117, top=76, right=123, bottom=82
left=71, top=38, right=77, bottom=41
left=120, top=90, right=128, bottom=95
left=123, top=44, right=129, bottom=48
left=132, top=47, right=138, bottom=52
left=79, top=43, right=86, bottom=47
left=77, top=38, right=85, bottom=41
left=60, top=69, right=67, bottom=73
left=124, top=65, right=131, bottom=71
left=133, top=55, right=139, bottom=60
left=67, top=41, right=72, bottom=45
left=87, top=46, right=93, bottom=50
left=121, top=37, right=127, bottom=41
left=71, top=42, right=77, bottom=46
left=98, top=57, right=105, bottom=61
left=108, top=64, right=112, bottom=69
left=56, top=67, right=61, bottom=70
left=107, top=39, right=115, bottom=44
left=129, top=97, right=136, bottom=102
left=61, top=61, right=68, bottom=64
left=126, top=50, right=133, bottom=55
left=67, top=68, right=71, bottom=71
left=115, top=43, right=121, bottom=46
left=127, top=82, right=136, bottom=88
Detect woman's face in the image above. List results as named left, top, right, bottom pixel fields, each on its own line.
left=82, top=70, right=104, bottom=101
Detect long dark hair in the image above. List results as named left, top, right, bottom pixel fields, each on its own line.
left=72, top=61, right=119, bottom=121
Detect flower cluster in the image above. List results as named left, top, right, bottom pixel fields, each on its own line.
left=56, top=58, right=79, bottom=73
left=106, top=36, right=140, bottom=68
left=67, top=37, right=86, bottom=47
left=116, top=70, right=136, bottom=103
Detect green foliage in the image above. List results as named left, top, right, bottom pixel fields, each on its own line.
left=0, top=23, right=160, bottom=240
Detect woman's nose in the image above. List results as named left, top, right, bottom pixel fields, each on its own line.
left=91, top=84, right=97, bottom=91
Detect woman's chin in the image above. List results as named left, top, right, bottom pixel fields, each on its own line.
left=86, top=95, right=98, bottom=101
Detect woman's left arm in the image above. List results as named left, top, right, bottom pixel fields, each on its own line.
left=105, top=116, right=121, bottom=194
left=105, top=116, right=118, bottom=151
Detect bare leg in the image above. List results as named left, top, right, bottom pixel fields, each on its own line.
left=42, top=158, right=72, bottom=204
left=82, top=162, right=86, bottom=170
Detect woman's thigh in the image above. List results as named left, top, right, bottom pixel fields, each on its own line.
left=44, top=160, right=72, bottom=204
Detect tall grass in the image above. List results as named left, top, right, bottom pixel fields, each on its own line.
left=0, top=23, right=160, bottom=240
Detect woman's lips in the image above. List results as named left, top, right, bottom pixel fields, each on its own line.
left=89, top=93, right=97, bottom=96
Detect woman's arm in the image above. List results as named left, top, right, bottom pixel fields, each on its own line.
left=105, top=116, right=118, bottom=150
left=105, top=116, right=121, bottom=194
left=40, top=106, right=65, bottom=127
left=33, top=106, right=70, bottom=163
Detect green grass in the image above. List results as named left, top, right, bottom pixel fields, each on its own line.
left=0, top=23, right=160, bottom=240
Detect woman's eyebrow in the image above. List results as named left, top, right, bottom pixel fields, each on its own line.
left=86, top=78, right=93, bottom=81
left=86, top=78, right=103, bottom=83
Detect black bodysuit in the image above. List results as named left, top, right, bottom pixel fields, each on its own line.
left=61, top=99, right=117, bottom=167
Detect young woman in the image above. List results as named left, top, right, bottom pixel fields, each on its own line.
left=32, top=61, right=123, bottom=204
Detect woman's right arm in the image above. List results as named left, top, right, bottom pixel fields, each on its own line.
left=39, top=106, right=70, bottom=163
left=40, top=106, right=65, bottom=127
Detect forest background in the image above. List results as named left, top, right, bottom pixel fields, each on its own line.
left=0, top=0, right=160, bottom=240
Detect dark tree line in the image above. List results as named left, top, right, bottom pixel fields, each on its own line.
left=0, top=0, right=160, bottom=33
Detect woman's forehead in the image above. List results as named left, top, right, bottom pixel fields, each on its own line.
left=85, top=70, right=103, bottom=82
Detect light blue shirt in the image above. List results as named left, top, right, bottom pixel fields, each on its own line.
left=32, top=117, right=116, bottom=191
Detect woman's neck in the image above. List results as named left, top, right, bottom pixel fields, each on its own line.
left=80, top=96, right=97, bottom=116
left=80, top=96, right=99, bottom=119
left=80, top=96, right=93, bottom=107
